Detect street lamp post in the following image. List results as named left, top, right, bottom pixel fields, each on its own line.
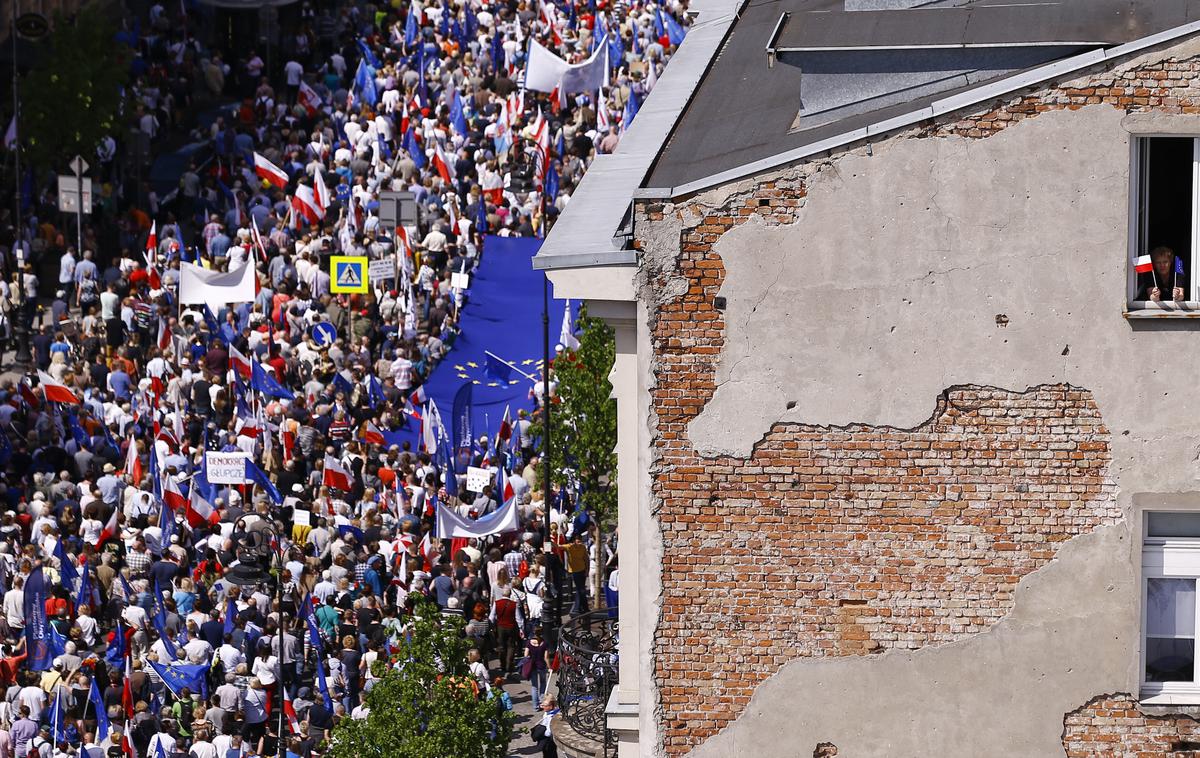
left=225, top=517, right=287, bottom=758
left=11, top=13, right=30, bottom=365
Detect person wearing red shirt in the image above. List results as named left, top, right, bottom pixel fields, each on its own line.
left=0, top=638, right=27, bottom=687
left=490, top=587, right=524, bottom=676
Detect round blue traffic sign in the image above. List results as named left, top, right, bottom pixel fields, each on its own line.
left=311, top=321, right=338, bottom=346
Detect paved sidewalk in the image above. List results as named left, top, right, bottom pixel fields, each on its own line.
left=502, top=668, right=557, bottom=756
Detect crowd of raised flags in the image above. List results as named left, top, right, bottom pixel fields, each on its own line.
left=0, top=0, right=682, bottom=753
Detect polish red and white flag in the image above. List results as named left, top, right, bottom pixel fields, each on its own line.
left=98, top=505, right=120, bottom=547
left=1135, top=255, right=1154, bottom=274
left=229, top=345, right=253, bottom=380
left=37, top=371, right=80, bottom=405
left=361, top=421, right=386, bottom=446
left=292, top=185, right=322, bottom=224
left=163, top=476, right=188, bottom=512
left=254, top=152, right=289, bottom=189
left=186, top=487, right=220, bottom=528
left=323, top=454, right=353, bottom=491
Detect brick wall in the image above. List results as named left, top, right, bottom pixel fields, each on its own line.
left=1063, top=695, right=1200, bottom=756
left=644, top=182, right=1123, bottom=755
left=634, top=45, right=1200, bottom=754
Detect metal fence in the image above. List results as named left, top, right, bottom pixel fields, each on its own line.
left=556, top=608, right=619, bottom=756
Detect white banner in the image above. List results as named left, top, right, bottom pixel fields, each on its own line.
left=369, top=258, right=397, bottom=281
left=436, top=499, right=520, bottom=539
left=179, top=262, right=257, bottom=308
left=205, top=451, right=248, bottom=484
left=525, top=37, right=609, bottom=93
left=466, top=466, right=493, bottom=494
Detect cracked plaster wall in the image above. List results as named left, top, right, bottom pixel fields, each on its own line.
left=690, top=103, right=1200, bottom=491
left=637, top=50, right=1200, bottom=755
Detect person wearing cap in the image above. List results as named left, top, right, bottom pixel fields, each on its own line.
left=95, top=463, right=123, bottom=508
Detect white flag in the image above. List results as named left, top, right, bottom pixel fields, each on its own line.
left=559, top=299, right=580, bottom=351
left=178, top=262, right=257, bottom=308
left=525, top=37, right=609, bottom=93
left=435, top=498, right=521, bottom=538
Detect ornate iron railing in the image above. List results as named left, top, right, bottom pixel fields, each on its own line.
left=556, top=608, right=619, bottom=755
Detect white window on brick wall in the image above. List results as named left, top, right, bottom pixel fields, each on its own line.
left=1141, top=512, right=1200, bottom=703
left=1129, top=137, right=1200, bottom=314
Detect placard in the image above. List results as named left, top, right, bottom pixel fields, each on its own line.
left=369, top=258, right=397, bottom=281
left=466, top=466, right=493, bottom=494
left=451, top=272, right=470, bottom=290
left=205, top=451, right=248, bottom=484
left=293, top=509, right=311, bottom=527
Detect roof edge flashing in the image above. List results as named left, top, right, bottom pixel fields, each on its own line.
left=531, top=250, right=639, bottom=271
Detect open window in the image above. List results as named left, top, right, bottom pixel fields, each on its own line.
left=1141, top=512, right=1200, bottom=703
left=1129, top=137, right=1198, bottom=313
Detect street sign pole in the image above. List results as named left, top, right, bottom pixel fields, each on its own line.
left=71, top=155, right=89, bottom=258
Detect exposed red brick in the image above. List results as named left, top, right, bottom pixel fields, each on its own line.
left=1062, top=695, right=1200, bottom=756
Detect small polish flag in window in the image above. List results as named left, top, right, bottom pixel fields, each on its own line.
left=1135, top=255, right=1154, bottom=274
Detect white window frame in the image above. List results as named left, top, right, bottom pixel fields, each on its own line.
left=1127, top=136, right=1200, bottom=316
left=1141, top=535, right=1200, bottom=703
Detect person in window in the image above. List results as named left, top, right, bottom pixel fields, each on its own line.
left=1139, top=246, right=1188, bottom=302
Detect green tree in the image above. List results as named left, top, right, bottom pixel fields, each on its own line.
left=536, top=306, right=618, bottom=523
left=19, top=5, right=130, bottom=175
left=326, top=599, right=515, bottom=758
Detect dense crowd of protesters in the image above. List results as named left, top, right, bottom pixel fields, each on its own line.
left=0, top=0, right=680, bottom=753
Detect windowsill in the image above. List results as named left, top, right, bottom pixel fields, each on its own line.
left=1139, top=691, right=1200, bottom=706
left=1126, top=301, right=1200, bottom=318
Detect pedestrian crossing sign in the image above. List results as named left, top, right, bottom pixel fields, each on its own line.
left=330, top=256, right=369, bottom=293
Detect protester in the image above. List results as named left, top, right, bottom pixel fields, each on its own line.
left=0, top=0, right=678, bottom=752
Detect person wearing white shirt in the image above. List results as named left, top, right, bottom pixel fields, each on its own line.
left=284, top=60, right=304, bottom=87
left=251, top=651, right=278, bottom=686
left=150, top=636, right=176, bottom=663
left=121, top=603, right=148, bottom=632
left=189, top=736, right=218, bottom=758
left=381, top=88, right=401, bottom=113
left=212, top=732, right=238, bottom=757
left=3, top=575, right=24, bottom=633
left=228, top=243, right=248, bottom=270
left=75, top=608, right=98, bottom=647
left=344, top=118, right=362, bottom=146
left=219, top=641, right=245, bottom=673
left=329, top=53, right=346, bottom=77
left=147, top=733, right=176, bottom=756
left=184, top=636, right=213, bottom=664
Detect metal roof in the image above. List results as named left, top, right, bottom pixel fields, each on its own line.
left=645, top=0, right=1200, bottom=191
left=775, top=0, right=1199, bottom=50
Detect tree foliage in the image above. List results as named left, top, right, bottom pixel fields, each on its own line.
left=326, top=600, right=515, bottom=758
left=538, top=306, right=617, bottom=523
left=19, top=6, right=130, bottom=175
